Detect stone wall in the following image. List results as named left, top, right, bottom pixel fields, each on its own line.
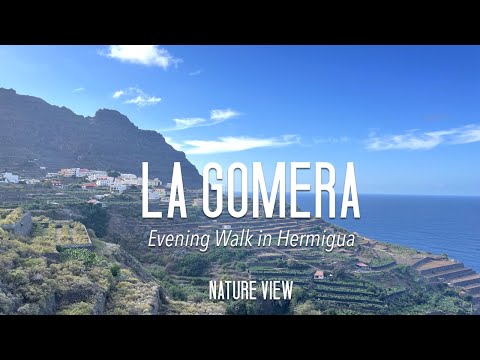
left=1, top=211, right=33, bottom=236
left=411, top=257, right=435, bottom=269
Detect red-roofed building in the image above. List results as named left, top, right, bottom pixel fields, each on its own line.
left=51, top=180, right=63, bottom=189
left=314, top=270, right=325, bottom=280
left=82, top=182, right=97, bottom=190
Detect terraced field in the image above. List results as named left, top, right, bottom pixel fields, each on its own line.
left=413, top=257, right=480, bottom=312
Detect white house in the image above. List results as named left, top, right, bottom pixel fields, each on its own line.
left=87, top=171, right=108, bottom=181
left=160, top=197, right=169, bottom=203
left=222, top=224, right=232, bottom=230
left=148, top=190, right=160, bottom=200
left=87, top=199, right=105, bottom=207
left=96, top=176, right=114, bottom=187
left=120, top=173, right=137, bottom=180
left=39, top=166, right=46, bottom=170
left=148, top=178, right=162, bottom=187
left=46, top=172, right=58, bottom=178
left=154, top=188, right=167, bottom=196
left=119, top=178, right=139, bottom=186
left=26, top=179, right=41, bottom=185
left=2, top=172, right=19, bottom=184
left=59, top=168, right=77, bottom=177
left=94, top=194, right=109, bottom=200
left=166, top=183, right=172, bottom=189
left=110, top=184, right=127, bottom=194
left=76, top=168, right=91, bottom=177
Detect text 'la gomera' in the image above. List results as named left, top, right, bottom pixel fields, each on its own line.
left=142, top=162, right=360, bottom=219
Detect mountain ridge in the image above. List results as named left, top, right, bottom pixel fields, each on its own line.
left=0, top=88, right=202, bottom=188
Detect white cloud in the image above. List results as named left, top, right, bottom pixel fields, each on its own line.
left=452, top=126, right=480, bottom=144
left=314, top=136, right=350, bottom=144
left=210, top=108, right=240, bottom=121
left=112, top=87, right=161, bottom=107
left=73, top=87, right=85, bottom=93
left=125, top=95, right=161, bottom=106
left=172, top=118, right=207, bottom=131
left=102, top=45, right=181, bottom=70
left=161, top=108, right=241, bottom=131
left=188, top=69, right=203, bottom=76
left=112, top=90, right=124, bottom=99
left=366, top=124, right=480, bottom=151
left=164, top=135, right=300, bottom=155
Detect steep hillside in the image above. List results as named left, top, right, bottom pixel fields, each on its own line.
left=0, top=88, right=202, bottom=188
left=0, top=215, right=224, bottom=315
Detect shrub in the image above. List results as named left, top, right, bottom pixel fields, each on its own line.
left=60, top=249, right=100, bottom=266
left=110, top=263, right=121, bottom=277
left=0, top=208, right=24, bottom=225
left=150, top=266, right=166, bottom=280
left=293, top=301, right=321, bottom=315
left=167, top=284, right=188, bottom=301
left=57, top=302, right=93, bottom=315
left=173, top=253, right=209, bottom=276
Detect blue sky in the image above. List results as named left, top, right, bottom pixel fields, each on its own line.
left=0, top=45, right=479, bottom=195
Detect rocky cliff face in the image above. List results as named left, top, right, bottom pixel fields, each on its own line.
left=0, top=88, right=202, bottom=188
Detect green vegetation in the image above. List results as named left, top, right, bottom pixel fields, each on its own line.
left=370, top=257, right=395, bottom=267
left=57, top=302, right=94, bottom=315
left=77, top=203, right=109, bottom=237
left=0, top=208, right=23, bottom=225
left=60, top=249, right=100, bottom=266
left=172, top=253, right=209, bottom=276
left=110, top=263, right=121, bottom=277
left=0, top=211, right=166, bottom=315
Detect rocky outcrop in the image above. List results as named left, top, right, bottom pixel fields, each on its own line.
left=1, top=211, right=33, bottom=236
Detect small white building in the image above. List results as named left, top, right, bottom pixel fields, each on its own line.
left=166, top=183, right=172, bottom=189
left=2, top=172, right=19, bottom=184
left=96, top=176, right=114, bottom=187
left=110, top=184, right=127, bottom=194
left=76, top=168, right=91, bottom=177
left=26, top=179, right=41, bottom=185
left=154, top=188, right=167, bottom=196
left=222, top=224, right=232, bottom=230
left=119, top=178, right=139, bottom=186
left=160, top=197, right=169, bottom=203
left=87, top=199, right=106, bottom=207
left=148, top=178, right=162, bottom=187
left=148, top=190, right=160, bottom=200
left=39, top=166, right=46, bottom=170
left=94, top=194, right=109, bottom=200
left=46, top=172, right=58, bottom=178
left=120, top=173, right=137, bottom=180
left=87, top=171, right=108, bottom=181
left=60, top=168, right=77, bottom=177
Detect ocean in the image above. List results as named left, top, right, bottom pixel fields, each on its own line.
left=295, top=194, right=480, bottom=272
